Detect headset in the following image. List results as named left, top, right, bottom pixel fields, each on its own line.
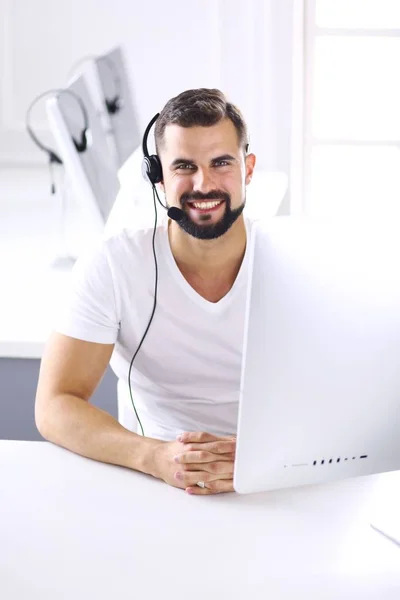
left=26, top=88, right=91, bottom=194
left=141, top=113, right=163, bottom=185
left=127, top=113, right=185, bottom=437
left=141, top=113, right=185, bottom=222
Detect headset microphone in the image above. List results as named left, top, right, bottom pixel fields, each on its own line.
left=167, top=206, right=185, bottom=222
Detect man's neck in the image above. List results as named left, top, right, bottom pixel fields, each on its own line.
left=168, top=216, right=247, bottom=283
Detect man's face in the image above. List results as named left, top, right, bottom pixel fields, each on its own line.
left=159, top=118, right=256, bottom=240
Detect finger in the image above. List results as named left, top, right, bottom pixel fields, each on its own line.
left=177, top=431, right=221, bottom=444
left=186, top=479, right=235, bottom=495
left=186, top=461, right=234, bottom=476
left=184, top=440, right=236, bottom=455
left=174, top=450, right=235, bottom=465
left=174, top=469, right=232, bottom=487
left=177, top=432, right=236, bottom=444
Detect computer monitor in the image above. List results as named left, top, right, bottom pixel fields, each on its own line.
left=46, top=75, right=120, bottom=255
left=95, top=46, right=141, bottom=168
left=234, top=216, right=400, bottom=494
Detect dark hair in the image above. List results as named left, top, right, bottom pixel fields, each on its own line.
left=154, top=88, right=249, bottom=154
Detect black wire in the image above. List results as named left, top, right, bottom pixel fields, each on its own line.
left=127, top=184, right=161, bottom=437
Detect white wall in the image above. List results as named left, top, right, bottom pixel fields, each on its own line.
left=0, top=0, right=295, bottom=179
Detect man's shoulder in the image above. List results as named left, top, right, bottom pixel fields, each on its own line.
left=102, top=222, right=167, bottom=261
left=71, top=223, right=166, bottom=281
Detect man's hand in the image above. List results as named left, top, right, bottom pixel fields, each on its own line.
left=176, top=431, right=236, bottom=495
left=151, top=431, right=236, bottom=495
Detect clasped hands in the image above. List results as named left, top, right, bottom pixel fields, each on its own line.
left=152, top=431, right=236, bottom=495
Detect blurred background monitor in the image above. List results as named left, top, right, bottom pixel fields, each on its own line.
left=46, top=75, right=120, bottom=255
left=95, top=46, right=141, bottom=169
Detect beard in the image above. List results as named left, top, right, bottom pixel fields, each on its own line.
left=168, top=189, right=246, bottom=240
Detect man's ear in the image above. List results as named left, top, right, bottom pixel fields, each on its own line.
left=158, top=180, right=165, bottom=194
left=245, top=153, right=256, bottom=185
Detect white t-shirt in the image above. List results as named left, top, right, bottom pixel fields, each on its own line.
left=54, top=216, right=256, bottom=441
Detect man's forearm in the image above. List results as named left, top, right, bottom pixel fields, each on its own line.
left=36, top=394, right=160, bottom=476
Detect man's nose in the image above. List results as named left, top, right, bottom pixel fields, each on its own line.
left=192, top=168, right=216, bottom=194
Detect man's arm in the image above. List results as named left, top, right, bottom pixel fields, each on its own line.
left=35, top=332, right=236, bottom=494
left=35, top=331, right=159, bottom=475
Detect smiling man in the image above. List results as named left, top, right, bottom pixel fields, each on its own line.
left=35, top=88, right=256, bottom=495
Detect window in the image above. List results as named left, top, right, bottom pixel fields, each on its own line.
left=303, top=0, right=400, bottom=217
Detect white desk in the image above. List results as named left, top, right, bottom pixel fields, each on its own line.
left=1, top=441, right=399, bottom=599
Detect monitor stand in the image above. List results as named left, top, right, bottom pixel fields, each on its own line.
left=49, top=172, right=78, bottom=271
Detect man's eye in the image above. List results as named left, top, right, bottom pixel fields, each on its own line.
left=214, top=160, right=229, bottom=167
left=177, top=164, right=194, bottom=170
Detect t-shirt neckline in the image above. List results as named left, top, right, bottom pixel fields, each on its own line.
left=161, top=218, right=250, bottom=313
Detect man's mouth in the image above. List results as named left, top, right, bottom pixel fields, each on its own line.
left=187, top=199, right=224, bottom=212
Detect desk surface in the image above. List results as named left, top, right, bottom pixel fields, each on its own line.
left=1, top=440, right=399, bottom=599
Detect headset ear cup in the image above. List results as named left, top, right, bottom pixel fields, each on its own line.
left=142, top=155, right=163, bottom=184
left=150, top=155, right=163, bottom=184
left=81, top=129, right=88, bottom=151
left=106, top=96, right=122, bottom=115
left=106, top=98, right=115, bottom=114
left=49, top=150, right=62, bottom=165
left=141, top=156, right=151, bottom=182
left=73, top=129, right=90, bottom=153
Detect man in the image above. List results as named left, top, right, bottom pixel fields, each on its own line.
left=35, top=88, right=256, bottom=495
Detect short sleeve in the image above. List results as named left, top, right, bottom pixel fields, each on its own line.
left=53, top=241, right=120, bottom=344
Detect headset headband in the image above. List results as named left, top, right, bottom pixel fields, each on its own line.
left=142, top=112, right=160, bottom=157
left=26, top=88, right=89, bottom=154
